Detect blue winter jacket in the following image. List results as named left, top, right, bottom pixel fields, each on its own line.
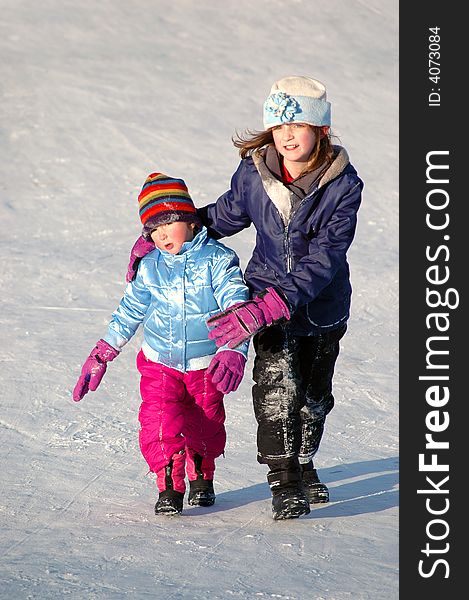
left=104, top=227, right=249, bottom=372
left=198, top=146, right=363, bottom=335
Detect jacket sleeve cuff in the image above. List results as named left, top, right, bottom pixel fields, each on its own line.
left=217, top=340, right=250, bottom=359
left=103, top=329, right=127, bottom=351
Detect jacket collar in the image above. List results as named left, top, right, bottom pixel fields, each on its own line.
left=317, top=146, right=350, bottom=188
left=157, top=226, right=208, bottom=264
left=252, top=145, right=350, bottom=224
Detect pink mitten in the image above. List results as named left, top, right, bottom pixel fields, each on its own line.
left=72, top=339, right=119, bottom=402
left=207, top=288, right=290, bottom=349
left=207, top=351, right=247, bottom=394
left=126, top=235, right=155, bottom=283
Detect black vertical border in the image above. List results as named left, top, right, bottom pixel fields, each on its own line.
left=400, top=1, right=464, bottom=596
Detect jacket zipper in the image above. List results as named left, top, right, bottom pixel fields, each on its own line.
left=284, top=189, right=317, bottom=274
left=284, top=225, right=292, bottom=273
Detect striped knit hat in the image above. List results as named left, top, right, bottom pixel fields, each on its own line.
left=138, top=172, right=201, bottom=235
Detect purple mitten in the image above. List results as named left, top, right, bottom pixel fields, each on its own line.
left=207, top=288, right=291, bottom=349
left=207, top=351, right=247, bottom=394
left=72, top=339, right=119, bottom=402
left=125, top=235, right=155, bottom=283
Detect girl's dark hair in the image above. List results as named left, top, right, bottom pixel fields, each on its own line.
left=232, top=125, right=335, bottom=176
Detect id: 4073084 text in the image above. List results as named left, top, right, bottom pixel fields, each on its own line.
left=428, top=26, right=441, bottom=107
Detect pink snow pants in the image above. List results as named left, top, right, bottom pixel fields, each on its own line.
left=136, top=351, right=226, bottom=474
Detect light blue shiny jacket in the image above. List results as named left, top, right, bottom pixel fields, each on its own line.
left=103, top=227, right=249, bottom=372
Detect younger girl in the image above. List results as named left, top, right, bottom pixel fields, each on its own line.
left=127, top=77, right=364, bottom=520
left=73, top=173, right=249, bottom=515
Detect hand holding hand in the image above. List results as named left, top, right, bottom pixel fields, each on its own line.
left=72, top=339, right=119, bottom=402
left=207, top=350, right=247, bottom=394
left=207, top=288, right=290, bottom=349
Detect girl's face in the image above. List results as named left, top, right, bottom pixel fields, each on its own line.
left=150, top=221, right=195, bottom=254
left=271, top=123, right=317, bottom=166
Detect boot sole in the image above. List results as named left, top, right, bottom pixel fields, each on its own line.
left=155, top=504, right=182, bottom=515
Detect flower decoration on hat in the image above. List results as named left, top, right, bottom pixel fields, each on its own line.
left=264, top=92, right=302, bottom=123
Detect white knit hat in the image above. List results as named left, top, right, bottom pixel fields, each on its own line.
left=263, top=76, right=331, bottom=129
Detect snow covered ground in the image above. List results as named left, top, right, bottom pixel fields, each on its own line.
left=0, top=1, right=398, bottom=598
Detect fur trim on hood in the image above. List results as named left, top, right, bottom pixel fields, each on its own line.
left=252, top=145, right=349, bottom=224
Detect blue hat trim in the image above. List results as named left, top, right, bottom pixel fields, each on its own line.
left=263, top=92, right=331, bottom=128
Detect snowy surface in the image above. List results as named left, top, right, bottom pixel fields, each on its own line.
left=0, top=1, right=398, bottom=598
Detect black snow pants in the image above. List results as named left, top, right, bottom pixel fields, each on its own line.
left=252, top=323, right=347, bottom=466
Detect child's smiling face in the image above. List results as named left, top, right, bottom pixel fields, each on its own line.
left=150, top=221, right=195, bottom=254
left=271, top=123, right=317, bottom=165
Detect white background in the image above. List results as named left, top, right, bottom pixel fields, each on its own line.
left=0, top=1, right=398, bottom=598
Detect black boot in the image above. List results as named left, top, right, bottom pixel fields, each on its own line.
left=267, top=460, right=310, bottom=520
left=155, top=460, right=184, bottom=515
left=300, top=461, right=329, bottom=504
left=188, top=453, right=216, bottom=507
